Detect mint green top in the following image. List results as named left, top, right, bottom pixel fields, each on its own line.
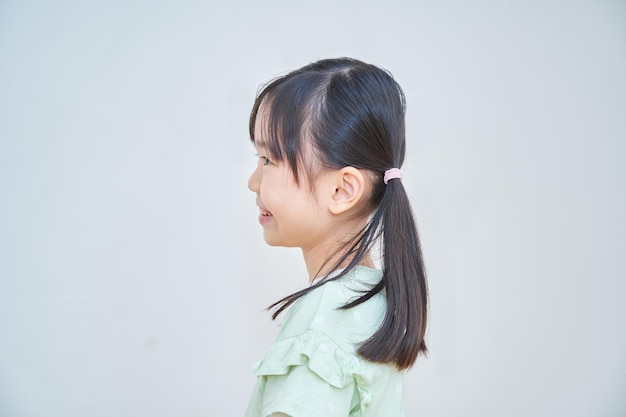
left=244, top=266, right=406, bottom=417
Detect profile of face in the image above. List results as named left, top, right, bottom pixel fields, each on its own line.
left=247, top=105, right=371, bottom=256
left=247, top=106, right=329, bottom=251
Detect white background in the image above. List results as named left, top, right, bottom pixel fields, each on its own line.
left=1, top=1, right=625, bottom=416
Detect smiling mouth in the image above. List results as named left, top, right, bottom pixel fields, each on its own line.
left=258, top=207, right=273, bottom=225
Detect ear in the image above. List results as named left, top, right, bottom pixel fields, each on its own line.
left=328, top=167, right=367, bottom=215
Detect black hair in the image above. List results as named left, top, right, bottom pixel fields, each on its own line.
left=249, top=57, right=428, bottom=370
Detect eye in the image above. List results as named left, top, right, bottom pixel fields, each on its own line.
left=259, top=155, right=272, bottom=166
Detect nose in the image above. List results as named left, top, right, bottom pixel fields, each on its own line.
left=248, top=163, right=260, bottom=193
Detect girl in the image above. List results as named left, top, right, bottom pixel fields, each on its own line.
left=245, top=58, right=428, bottom=417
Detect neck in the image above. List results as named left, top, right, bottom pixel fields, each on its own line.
left=302, top=242, right=375, bottom=282
left=300, top=213, right=375, bottom=282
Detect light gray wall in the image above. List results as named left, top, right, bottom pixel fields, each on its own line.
left=1, top=1, right=624, bottom=416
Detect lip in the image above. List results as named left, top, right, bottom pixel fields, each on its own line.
left=257, top=203, right=273, bottom=225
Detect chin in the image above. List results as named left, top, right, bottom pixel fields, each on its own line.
left=262, top=234, right=282, bottom=247
left=262, top=233, right=296, bottom=248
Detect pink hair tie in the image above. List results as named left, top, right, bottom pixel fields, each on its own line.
left=384, top=168, right=403, bottom=184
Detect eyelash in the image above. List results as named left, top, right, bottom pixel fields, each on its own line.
left=255, top=154, right=273, bottom=166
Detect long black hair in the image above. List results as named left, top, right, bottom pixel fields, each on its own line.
left=249, top=58, right=428, bottom=370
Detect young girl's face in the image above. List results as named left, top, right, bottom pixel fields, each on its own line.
left=247, top=139, right=336, bottom=252
left=247, top=101, right=379, bottom=278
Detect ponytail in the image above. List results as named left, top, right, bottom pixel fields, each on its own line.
left=351, top=177, right=428, bottom=369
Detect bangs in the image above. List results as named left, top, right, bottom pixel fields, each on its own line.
left=249, top=73, right=326, bottom=185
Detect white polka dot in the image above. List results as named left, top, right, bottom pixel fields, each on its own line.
left=352, top=311, right=361, bottom=321
left=318, top=343, right=329, bottom=352
left=314, top=316, right=325, bottom=324
left=395, top=383, right=403, bottom=393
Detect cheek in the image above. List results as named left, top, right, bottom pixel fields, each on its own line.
left=259, top=167, right=313, bottom=214
left=259, top=174, right=287, bottom=205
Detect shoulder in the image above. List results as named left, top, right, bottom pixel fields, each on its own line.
left=248, top=267, right=404, bottom=417
left=277, top=266, right=385, bottom=353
